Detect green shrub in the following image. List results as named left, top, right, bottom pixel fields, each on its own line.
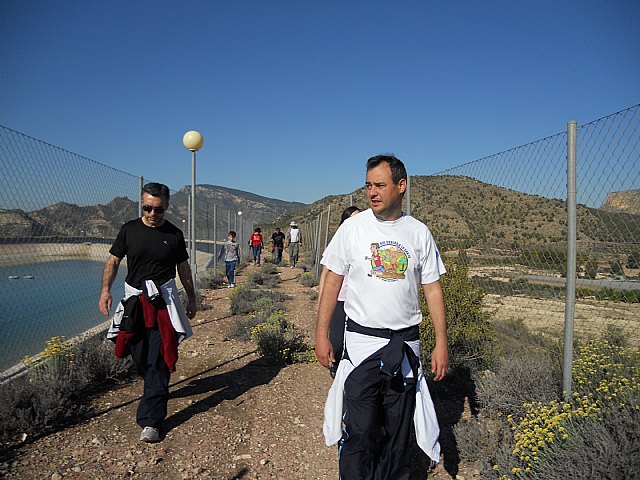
left=298, top=263, right=311, bottom=273
left=576, top=287, right=640, bottom=303
left=602, top=324, right=628, bottom=347
left=299, top=272, right=319, bottom=288
left=0, top=332, right=134, bottom=448
left=584, top=256, right=598, bottom=279
left=198, top=270, right=225, bottom=289
left=250, top=313, right=311, bottom=365
left=226, top=316, right=264, bottom=341
left=420, top=256, right=496, bottom=373
left=262, top=263, right=279, bottom=275
left=229, top=285, right=287, bottom=315
left=474, top=353, right=561, bottom=418
left=531, top=405, right=640, bottom=479
left=482, top=339, right=640, bottom=479
left=454, top=415, right=513, bottom=465
left=247, top=270, right=281, bottom=288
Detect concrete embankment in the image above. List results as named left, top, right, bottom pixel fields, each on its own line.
left=0, top=243, right=112, bottom=268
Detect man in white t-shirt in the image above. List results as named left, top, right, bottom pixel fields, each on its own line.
left=316, top=155, right=448, bottom=479
left=287, top=221, right=302, bottom=268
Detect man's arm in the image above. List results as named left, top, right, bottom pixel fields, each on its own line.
left=177, top=260, right=197, bottom=319
left=315, top=269, right=344, bottom=368
left=422, top=280, right=448, bottom=381
left=99, top=255, right=122, bottom=317
left=318, top=266, right=329, bottom=302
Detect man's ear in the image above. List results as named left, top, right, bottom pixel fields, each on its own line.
left=397, top=178, right=407, bottom=194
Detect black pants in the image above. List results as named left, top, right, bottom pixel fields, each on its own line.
left=128, top=326, right=171, bottom=430
left=339, top=351, right=416, bottom=480
left=328, top=300, right=347, bottom=365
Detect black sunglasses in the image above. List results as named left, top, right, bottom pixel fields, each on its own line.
left=142, top=204, right=166, bottom=214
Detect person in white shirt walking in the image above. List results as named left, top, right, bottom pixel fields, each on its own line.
left=316, top=155, right=448, bottom=479
left=287, top=221, right=302, bottom=268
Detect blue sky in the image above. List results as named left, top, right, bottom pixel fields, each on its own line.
left=1, top=0, right=638, bottom=204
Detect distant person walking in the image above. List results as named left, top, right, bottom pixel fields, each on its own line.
left=249, top=227, right=264, bottom=266
left=318, top=205, right=361, bottom=378
left=271, top=227, right=286, bottom=265
left=287, top=221, right=302, bottom=269
left=99, top=182, right=195, bottom=444
left=219, top=231, right=240, bottom=287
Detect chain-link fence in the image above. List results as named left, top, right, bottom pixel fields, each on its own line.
left=0, top=126, right=274, bottom=375
left=429, top=105, right=639, bottom=349
left=0, top=126, right=141, bottom=373
left=3, top=104, right=638, bottom=378
left=303, top=105, right=639, bottom=362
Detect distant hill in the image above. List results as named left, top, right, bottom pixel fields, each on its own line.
left=2, top=179, right=637, bottom=255
left=169, top=185, right=306, bottom=240
left=0, top=185, right=306, bottom=241
left=601, top=189, right=640, bottom=215
left=272, top=176, right=640, bottom=254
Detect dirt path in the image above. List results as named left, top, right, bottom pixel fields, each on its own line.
left=0, top=262, right=469, bottom=480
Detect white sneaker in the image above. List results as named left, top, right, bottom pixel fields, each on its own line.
left=140, top=426, right=160, bottom=443
left=230, top=283, right=235, bottom=288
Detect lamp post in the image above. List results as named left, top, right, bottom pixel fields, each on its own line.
left=237, top=211, right=243, bottom=261
left=182, top=130, right=204, bottom=285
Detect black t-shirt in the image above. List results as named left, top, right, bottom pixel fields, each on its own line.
left=272, top=232, right=285, bottom=247
left=110, top=218, right=189, bottom=289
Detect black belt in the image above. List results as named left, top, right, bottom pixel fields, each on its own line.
left=346, top=318, right=419, bottom=341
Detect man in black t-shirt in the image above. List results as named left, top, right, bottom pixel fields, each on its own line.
left=99, top=182, right=196, bottom=443
left=271, top=227, right=286, bottom=265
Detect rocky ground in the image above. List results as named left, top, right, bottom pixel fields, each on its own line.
left=0, top=260, right=477, bottom=480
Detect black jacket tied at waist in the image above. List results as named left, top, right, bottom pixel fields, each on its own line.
left=346, top=318, right=420, bottom=381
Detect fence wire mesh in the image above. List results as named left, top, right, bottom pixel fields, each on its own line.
left=429, top=104, right=640, bottom=347
left=0, top=126, right=141, bottom=372
left=2, top=105, right=639, bottom=375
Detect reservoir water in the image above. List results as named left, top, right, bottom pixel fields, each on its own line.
left=0, top=260, right=126, bottom=372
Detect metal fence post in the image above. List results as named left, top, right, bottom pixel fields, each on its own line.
left=187, top=195, right=192, bottom=275
left=563, top=120, right=578, bottom=401
left=138, top=176, right=143, bottom=217
left=315, top=212, right=323, bottom=276
left=406, top=175, right=411, bottom=216
left=324, top=205, right=331, bottom=252
left=213, top=204, right=217, bottom=272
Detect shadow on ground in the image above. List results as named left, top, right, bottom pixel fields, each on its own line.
left=409, top=367, right=479, bottom=479
left=163, top=356, right=281, bottom=433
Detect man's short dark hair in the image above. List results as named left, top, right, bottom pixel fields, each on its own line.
left=366, top=154, right=407, bottom=185
left=142, top=183, right=170, bottom=202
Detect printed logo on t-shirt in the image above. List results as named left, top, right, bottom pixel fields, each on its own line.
left=365, top=241, right=410, bottom=282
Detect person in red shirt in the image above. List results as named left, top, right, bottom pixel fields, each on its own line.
left=249, top=227, right=264, bottom=266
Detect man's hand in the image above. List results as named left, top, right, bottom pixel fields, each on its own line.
left=99, top=291, right=112, bottom=317
left=431, top=342, right=449, bottom=381
left=423, top=280, right=448, bottom=381
left=99, top=255, right=121, bottom=318
left=315, top=335, right=335, bottom=369
left=185, top=298, right=197, bottom=319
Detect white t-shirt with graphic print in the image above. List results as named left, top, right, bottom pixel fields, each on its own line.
left=320, top=208, right=445, bottom=330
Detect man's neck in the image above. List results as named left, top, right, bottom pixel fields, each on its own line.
left=372, top=209, right=403, bottom=222
left=141, top=216, right=165, bottom=228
